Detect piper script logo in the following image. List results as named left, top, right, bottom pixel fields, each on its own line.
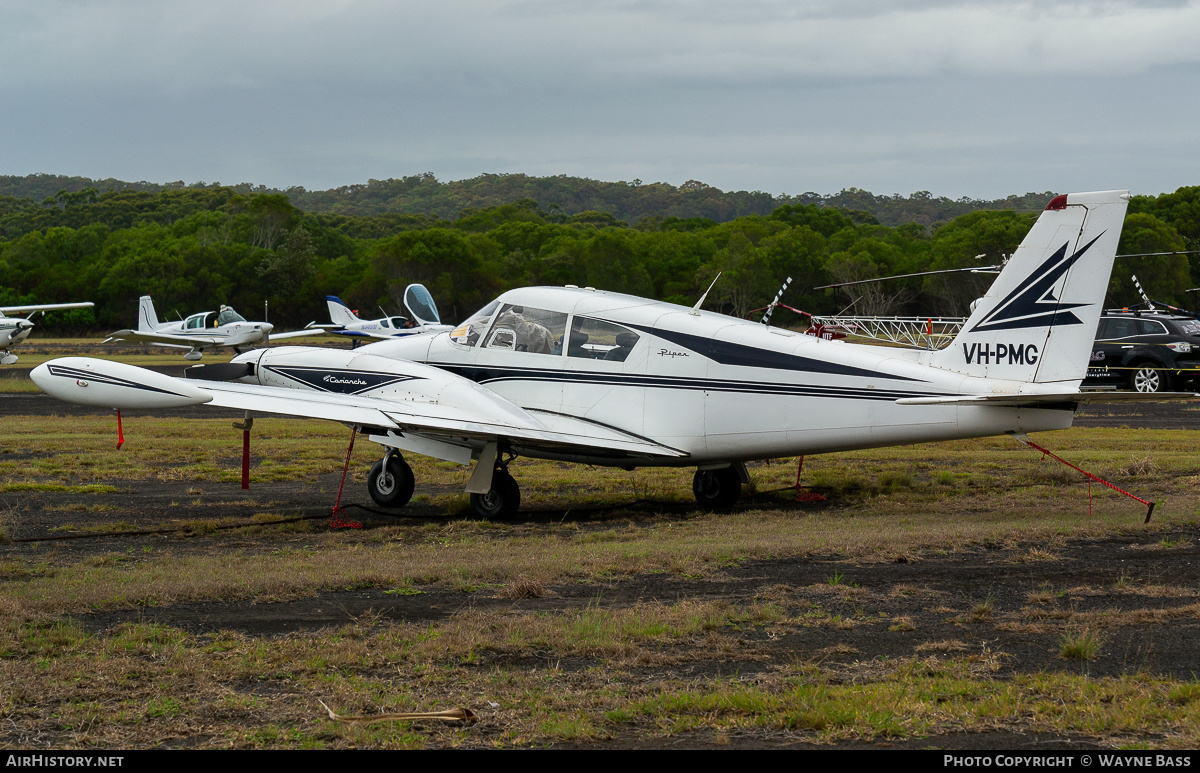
left=969, top=233, right=1104, bottom=333
left=963, top=342, right=1039, bottom=366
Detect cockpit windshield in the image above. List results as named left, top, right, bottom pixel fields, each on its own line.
left=450, top=301, right=500, bottom=347
left=215, top=307, right=246, bottom=326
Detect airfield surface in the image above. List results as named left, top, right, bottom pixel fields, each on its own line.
left=2, top=358, right=1200, bottom=748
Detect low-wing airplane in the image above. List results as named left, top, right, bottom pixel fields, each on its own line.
left=0, top=301, right=94, bottom=365
left=33, top=190, right=1177, bottom=520
left=286, top=284, right=453, bottom=345
left=105, top=296, right=275, bottom=360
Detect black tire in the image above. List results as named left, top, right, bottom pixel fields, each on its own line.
left=470, top=469, right=521, bottom=520
left=367, top=453, right=415, bottom=508
left=1130, top=363, right=1170, bottom=393
left=692, top=466, right=741, bottom=510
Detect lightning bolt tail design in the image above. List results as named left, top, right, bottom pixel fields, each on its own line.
left=928, top=191, right=1130, bottom=385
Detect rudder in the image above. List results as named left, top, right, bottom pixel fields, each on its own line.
left=326, top=296, right=362, bottom=327
left=137, top=296, right=160, bottom=331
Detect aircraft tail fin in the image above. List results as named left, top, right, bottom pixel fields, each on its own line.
left=928, top=190, right=1129, bottom=385
left=137, top=296, right=160, bottom=331
left=326, top=296, right=362, bottom=327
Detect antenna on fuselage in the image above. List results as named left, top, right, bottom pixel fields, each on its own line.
left=760, top=276, right=793, bottom=328
left=693, top=272, right=722, bottom=312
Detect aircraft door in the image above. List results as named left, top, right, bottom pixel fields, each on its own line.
left=562, top=317, right=646, bottom=436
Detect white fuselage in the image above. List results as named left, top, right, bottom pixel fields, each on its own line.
left=237, top=287, right=1074, bottom=467
left=336, top=320, right=452, bottom=340
left=159, top=312, right=273, bottom=348
left=0, top=318, right=33, bottom=349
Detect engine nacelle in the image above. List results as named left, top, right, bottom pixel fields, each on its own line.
left=235, top=346, right=535, bottom=427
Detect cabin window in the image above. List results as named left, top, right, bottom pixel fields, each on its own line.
left=185, top=315, right=206, bottom=330
left=567, top=317, right=640, bottom=362
left=484, top=305, right=567, bottom=355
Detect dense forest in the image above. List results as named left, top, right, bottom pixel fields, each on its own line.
left=0, top=173, right=1054, bottom=227
left=0, top=174, right=1197, bottom=335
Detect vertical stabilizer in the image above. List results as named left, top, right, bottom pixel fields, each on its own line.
left=137, top=296, right=160, bottom=331
left=326, top=296, right=362, bottom=327
left=929, top=190, right=1129, bottom=384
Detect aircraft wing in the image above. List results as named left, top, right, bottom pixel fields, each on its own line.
left=30, top=357, right=686, bottom=461
left=0, top=301, right=93, bottom=316
left=192, top=380, right=681, bottom=457
left=269, top=328, right=329, bottom=341
left=104, top=329, right=226, bottom=347
left=896, top=391, right=1198, bottom=406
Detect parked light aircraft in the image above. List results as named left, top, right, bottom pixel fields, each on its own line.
left=33, top=190, right=1177, bottom=519
left=291, top=284, right=452, bottom=344
left=0, top=301, right=94, bottom=364
left=105, top=296, right=275, bottom=360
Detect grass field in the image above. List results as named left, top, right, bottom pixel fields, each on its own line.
left=2, top=413, right=1199, bottom=749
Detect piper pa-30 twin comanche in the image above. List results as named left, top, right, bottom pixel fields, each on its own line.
left=32, top=190, right=1179, bottom=519
left=293, top=283, right=453, bottom=345
left=0, top=301, right=94, bottom=364
left=105, top=296, right=275, bottom=360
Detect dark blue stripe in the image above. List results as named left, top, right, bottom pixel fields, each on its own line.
left=427, top=362, right=950, bottom=402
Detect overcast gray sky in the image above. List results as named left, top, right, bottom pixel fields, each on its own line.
left=3, top=0, right=1198, bottom=199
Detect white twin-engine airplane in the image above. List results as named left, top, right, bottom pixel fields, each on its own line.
left=291, top=283, right=453, bottom=344
left=32, top=190, right=1175, bottom=519
left=0, top=301, right=94, bottom=365
left=105, top=296, right=275, bottom=360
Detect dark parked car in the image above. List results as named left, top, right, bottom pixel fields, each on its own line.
left=1084, top=311, right=1200, bottom=392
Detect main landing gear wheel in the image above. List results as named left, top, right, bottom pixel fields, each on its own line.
left=693, top=466, right=741, bottom=510
left=1130, top=364, right=1169, bottom=393
left=367, top=452, right=415, bottom=508
left=470, top=469, right=521, bottom=520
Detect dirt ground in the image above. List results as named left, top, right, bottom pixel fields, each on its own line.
left=3, top=393, right=1199, bottom=748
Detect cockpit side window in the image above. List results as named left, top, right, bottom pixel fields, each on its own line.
left=568, top=317, right=640, bottom=362
left=484, top=304, right=567, bottom=355
left=185, top=314, right=206, bottom=330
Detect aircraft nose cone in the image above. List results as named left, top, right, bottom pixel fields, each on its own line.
left=262, top=323, right=274, bottom=333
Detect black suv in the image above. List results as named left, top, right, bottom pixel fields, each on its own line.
left=1084, top=311, right=1200, bottom=392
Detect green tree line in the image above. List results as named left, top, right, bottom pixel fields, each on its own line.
left=1, top=182, right=1197, bottom=334
left=0, top=173, right=1054, bottom=227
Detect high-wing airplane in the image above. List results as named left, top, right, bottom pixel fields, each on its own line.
left=104, top=296, right=275, bottom=360
left=284, top=284, right=453, bottom=344
left=33, top=190, right=1175, bottom=520
left=0, top=301, right=94, bottom=364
